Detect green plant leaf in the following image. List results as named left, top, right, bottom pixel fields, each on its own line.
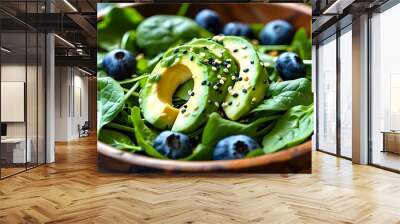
left=98, top=129, right=141, bottom=152
left=136, top=15, right=211, bottom=57
left=252, top=78, right=313, bottom=113
left=262, top=104, right=314, bottom=154
left=173, top=79, right=193, bottom=103
left=120, top=30, right=137, bottom=54
left=130, top=107, right=166, bottom=159
left=184, top=113, right=280, bottom=160
left=97, top=77, right=125, bottom=133
left=98, top=7, right=143, bottom=51
left=289, top=28, right=311, bottom=60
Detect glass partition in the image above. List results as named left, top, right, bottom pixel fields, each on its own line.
left=339, top=26, right=352, bottom=158
left=0, top=1, right=46, bottom=179
left=317, top=35, right=337, bottom=154
left=370, top=4, right=400, bottom=171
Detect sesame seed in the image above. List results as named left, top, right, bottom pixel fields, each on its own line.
left=221, top=77, right=227, bottom=81
left=222, top=102, right=227, bottom=107
left=227, top=64, right=231, bottom=68
left=219, top=80, right=224, bottom=85
left=232, top=93, right=238, bottom=97
left=238, top=77, right=243, bottom=81
left=200, top=52, right=206, bottom=57
left=193, top=106, right=199, bottom=111
left=183, top=104, right=188, bottom=108
left=213, top=85, right=218, bottom=90
left=243, top=68, right=249, bottom=73
left=244, top=76, right=249, bottom=81
left=242, top=89, right=248, bottom=93
left=236, top=102, right=240, bottom=107
left=214, top=102, right=220, bottom=107
left=203, top=46, right=207, bottom=50
left=231, top=76, right=236, bottom=81
left=181, top=108, right=187, bottom=113
left=227, top=58, right=232, bottom=62
left=228, top=101, right=233, bottom=106
left=184, top=112, right=189, bottom=117
left=250, top=60, right=254, bottom=64
left=212, top=66, right=217, bottom=71
left=174, top=49, right=179, bottom=54
left=223, top=68, right=229, bottom=73
left=252, top=87, right=256, bottom=91
left=251, top=97, right=257, bottom=104
left=182, top=50, right=188, bottom=54
left=217, top=75, right=222, bottom=79
left=190, top=56, right=194, bottom=61
left=208, top=100, right=212, bottom=104
left=242, top=55, right=248, bottom=59
left=228, top=86, right=233, bottom=91
left=242, top=45, right=248, bottom=49
left=233, top=49, right=238, bottom=53
left=201, top=80, right=207, bottom=85
left=204, top=59, right=209, bottom=63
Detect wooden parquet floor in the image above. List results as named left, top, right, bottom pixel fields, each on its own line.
left=0, top=136, right=400, bottom=224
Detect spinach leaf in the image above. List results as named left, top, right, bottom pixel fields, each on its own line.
left=98, top=7, right=143, bottom=51
left=97, top=77, right=125, bottom=133
left=130, top=107, right=166, bottom=159
left=185, top=113, right=280, bottom=160
left=250, top=23, right=264, bottom=37
left=252, top=78, right=313, bottom=113
left=173, top=79, right=193, bottom=103
left=289, top=28, right=311, bottom=60
left=262, top=104, right=314, bottom=154
left=120, top=30, right=137, bottom=54
left=136, top=15, right=211, bottom=57
left=98, top=129, right=141, bottom=152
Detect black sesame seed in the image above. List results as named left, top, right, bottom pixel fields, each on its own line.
left=252, top=87, right=256, bottom=91
left=233, top=49, right=239, bottom=53
left=182, top=50, right=188, bottom=54
left=238, top=77, right=243, bottom=81
left=228, top=101, right=233, bottom=106
left=203, top=47, right=207, bottom=50
left=232, top=93, right=238, bottom=97
left=243, top=68, right=249, bottom=73
left=190, top=56, right=194, bottom=61
left=242, top=46, right=248, bottom=49
left=174, top=49, right=179, bottom=54
left=201, top=80, right=207, bottom=85
left=181, top=108, right=186, bottom=113
left=242, top=89, right=248, bottom=93
left=183, top=104, right=188, bottom=108
left=208, top=100, right=212, bottom=104
left=250, top=60, right=254, bottom=64
left=190, top=92, right=195, bottom=96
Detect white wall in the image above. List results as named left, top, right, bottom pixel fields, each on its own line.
left=54, top=66, right=89, bottom=141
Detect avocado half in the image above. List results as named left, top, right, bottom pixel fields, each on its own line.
left=216, top=36, right=268, bottom=120
left=140, top=40, right=238, bottom=133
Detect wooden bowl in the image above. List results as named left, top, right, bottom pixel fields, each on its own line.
left=97, top=3, right=312, bottom=173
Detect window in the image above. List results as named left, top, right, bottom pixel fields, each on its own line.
left=317, top=35, right=337, bottom=154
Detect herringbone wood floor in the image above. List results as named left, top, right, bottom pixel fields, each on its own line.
left=0, top=136, right=399, bottom=224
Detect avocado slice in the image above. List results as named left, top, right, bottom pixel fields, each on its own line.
left=216, top=36, right=268, bottom=120
left=140, top=44, right=238, bottom=133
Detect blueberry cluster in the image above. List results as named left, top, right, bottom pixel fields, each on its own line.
left=195, top=9, right=295, bottom=45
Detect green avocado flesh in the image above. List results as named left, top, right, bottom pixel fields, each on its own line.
left=140, top=41, right=238, bottom=133
left=216, top=36, right=268, bottom=121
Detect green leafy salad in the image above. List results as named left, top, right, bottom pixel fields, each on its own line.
left=97, top=5, right=313, bottom=161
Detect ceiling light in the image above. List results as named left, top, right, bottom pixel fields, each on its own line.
left=63, top=0, right=78, bottom=12
left=54, top=34, right=75, bottom=48
left=78, top=67, right=93, bottom=76
left=1, top=47, right=11, bottom=53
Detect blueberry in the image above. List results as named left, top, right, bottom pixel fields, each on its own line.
left=153, top=131, right=193, bottom=159
left=213, top=135, right=260, bottom=160
left=102, top=49, right=136, bottom=80
left=195, top=9, right=221, bottom=34
left=223, top=22, right=253, bottom=39
left=259, top=20, right=294, bottom=45
left=275, top=52, right=306, bottom=81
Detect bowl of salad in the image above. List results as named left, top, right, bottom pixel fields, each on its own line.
left=97, top=3, right=313, bottom=172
